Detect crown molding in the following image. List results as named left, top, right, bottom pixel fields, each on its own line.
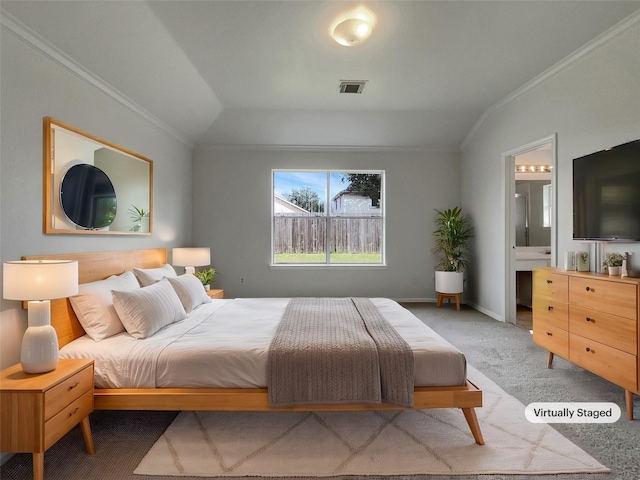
left=0, top=10, right=194, bottom=148
left=195, top=143, right=458, bottom=153
left=460, top=9, right=640, bottom=151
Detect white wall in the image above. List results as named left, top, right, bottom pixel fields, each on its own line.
left=461, top=19, right=640, bottom=321
left=192, top=147, right=460, bottom=299
left=0, top=31, right=193, bottom=369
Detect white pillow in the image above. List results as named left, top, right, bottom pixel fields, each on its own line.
left=112, top=278, right=187, bottom=339
left=69, top=271, right=140, bottom=341
left=133, top=263, right=177, bottom=287
left=167, top=274, right=212, bottom=313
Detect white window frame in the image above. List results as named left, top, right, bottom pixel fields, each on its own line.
left=271, top=169, right=386, bottom=267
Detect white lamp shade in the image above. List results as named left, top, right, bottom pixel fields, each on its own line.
left=3, top=260, right=78, bottom=300
left=172, top=248, right=211, bottom=267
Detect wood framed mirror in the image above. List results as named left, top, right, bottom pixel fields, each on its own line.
left=44, top=117, right=153, bottom=235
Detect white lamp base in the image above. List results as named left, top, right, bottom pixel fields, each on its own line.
left=185, top=266, right=195, bottom=275
left=21, top=301, right=59, bottom=374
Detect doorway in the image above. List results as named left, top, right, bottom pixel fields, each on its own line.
left=503, top=135, right=557, bottom=328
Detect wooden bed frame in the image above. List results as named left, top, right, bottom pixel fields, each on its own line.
left=25, top=248, right=485, bottom=445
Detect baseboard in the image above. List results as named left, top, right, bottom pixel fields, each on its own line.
left=392, top=298, right=434, bottom=303
left=464, top=301, right=504, bottom=322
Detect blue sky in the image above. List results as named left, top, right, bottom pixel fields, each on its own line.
left=273, top=171, right=350, bottom=200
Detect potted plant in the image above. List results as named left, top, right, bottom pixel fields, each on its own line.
left=195, top=267, right=215, bottom=291
left=432, top=206, right=473, bottom=294
left=128, top=205, right=149, bottom=232
left=602, top=252, right=624, bottom=276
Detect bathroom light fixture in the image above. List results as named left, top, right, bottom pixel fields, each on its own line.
left=3, top=260, right=78, bottom=373
left=515, top=165, right=552, bottom=173
left=172, top=247, right=211, bottom=275
left=332, top=17, right=372, bottom=46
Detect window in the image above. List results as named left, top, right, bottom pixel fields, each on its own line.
left=272, top=170, right=384, bottom=265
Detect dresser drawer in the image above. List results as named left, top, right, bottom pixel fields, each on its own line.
left=533, top=297, right=568, bottom=330
left=533, top=321, right=569, bottom=359
left=533, top=270, right=568, bottom=303
left=570, top=305, right=637, bottom=355
left=569, top=277, right=637, bottom=320
left=569, top=334, right=637, bottom=391
left=44, top=364, right=93, bottom=421
left=44, top=389, right=93, bottom=451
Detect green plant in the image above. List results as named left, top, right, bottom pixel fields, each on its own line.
left=432, top=206, right=473, bottom=272
left=195, top=267, right=215, bottom=285
left=602, top=252, right=624, bottom=268
left=128, top=205, right=149, bottom=232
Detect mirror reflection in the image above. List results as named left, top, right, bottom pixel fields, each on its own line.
left=515, top=180, right=551, bottom=247
left=514, top=144, right=552, bottom=248
left=60, top=164, right=117, bottom=229
left=44, top=117, right=153, bottom=234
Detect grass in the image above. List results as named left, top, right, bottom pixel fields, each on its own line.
left=274, top=253, right=382, bottom=264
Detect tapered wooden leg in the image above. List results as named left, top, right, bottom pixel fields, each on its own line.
left=32, top=452, right=44, bottom=480
left=462, top=408, right=485, bottom=445
left=625, top=390, right=634, bottom=420
left=455, top=294, right=461, bottom=311
left=546, top=351, right=554, bottom=369
left=436, top=293, right=443, bottom=308
left=80, top=416, right=95, bottom=454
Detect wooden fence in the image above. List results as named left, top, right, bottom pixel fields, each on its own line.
left=274, top=217, right=381, bottom=254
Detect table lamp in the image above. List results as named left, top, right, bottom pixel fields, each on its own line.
left=3, top=260, right=78, bottom=373
left=172, top=247, right=211, bottom=275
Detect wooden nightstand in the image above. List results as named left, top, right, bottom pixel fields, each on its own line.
left=207, top=289, right=225, bottom=299
left=0, top=358, right=95, bottom=480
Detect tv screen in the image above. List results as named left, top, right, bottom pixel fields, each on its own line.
left=573, top=139, right=640, bottom=241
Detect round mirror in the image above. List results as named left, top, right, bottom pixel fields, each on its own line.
left=60, top=164, right=117, bottom=229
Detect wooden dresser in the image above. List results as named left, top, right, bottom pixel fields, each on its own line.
left=532, top=268, right=639, bottom=420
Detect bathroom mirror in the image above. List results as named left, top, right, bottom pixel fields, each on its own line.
left=515, top=180, right=551, bottom=246
left=44, top=117, right=153, bottom=234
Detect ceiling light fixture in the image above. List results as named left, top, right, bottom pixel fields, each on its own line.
left=332, top=18, right=372, bottom=46
left=330, top=7, right=376, bottom=47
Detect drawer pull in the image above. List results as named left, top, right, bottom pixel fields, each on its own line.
left=586, top=347, right=592, bottom=353
left=546, top=279, right=553, bottom=284
left=546, top=332, right=552, bottom=336
left=586, top=317, right=593, bottom=322
left=68, top=407, right=80, bottom=417
left=585, top=286, right=594, bottom=292
left=68, top=381, right=80, bottom=391
left=547, top=305, right=554, bottom=311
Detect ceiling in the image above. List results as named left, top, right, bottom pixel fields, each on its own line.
left=2, top=1, right=639, bottom=149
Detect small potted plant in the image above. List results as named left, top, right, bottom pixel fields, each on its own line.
left=432, top=206, right=473, bottom=294
left=195, top=267, right=215, bottom=291
left=128, top=205, right=149, bottom=232
left=602, top=252, right=624, bottom=276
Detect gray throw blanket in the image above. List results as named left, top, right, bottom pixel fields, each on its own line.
left=267, top=298, right=415, bottom=408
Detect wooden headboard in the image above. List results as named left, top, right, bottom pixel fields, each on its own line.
left=23, top=248, right=166, bottom=347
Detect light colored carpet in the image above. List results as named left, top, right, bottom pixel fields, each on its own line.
left=134, top=366, right=609, bottom=477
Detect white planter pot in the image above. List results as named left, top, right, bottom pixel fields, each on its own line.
left=435, top=271, right=464, bottom=294
left=608, top=266, right=620, bottom=276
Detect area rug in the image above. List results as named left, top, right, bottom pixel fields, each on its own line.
left=134, top=366, right=609, bottom=477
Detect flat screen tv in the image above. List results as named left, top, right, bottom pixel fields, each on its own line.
left=573, top=139, right=640, bottom=241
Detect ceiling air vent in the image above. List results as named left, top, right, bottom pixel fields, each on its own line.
left=339, top=80, right=367, bottom=94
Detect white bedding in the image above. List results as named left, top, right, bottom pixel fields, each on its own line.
left=59, top=298, right=467, bottom=389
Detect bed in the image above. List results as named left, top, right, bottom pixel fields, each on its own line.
left=24, top=248, right=484, bottom=445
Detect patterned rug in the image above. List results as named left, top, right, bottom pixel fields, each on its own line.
left=134, top=366, right=609, bottom=477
